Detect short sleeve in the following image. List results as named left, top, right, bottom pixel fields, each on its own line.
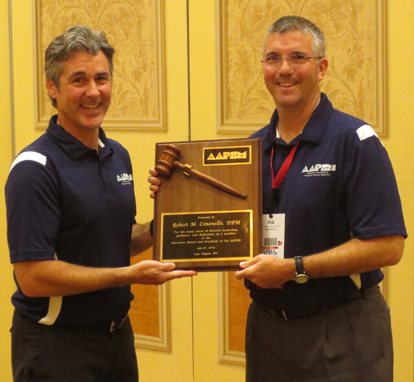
left=344, top=128, right=406, bottom=239
left=6, top=155, right=61, bottom=263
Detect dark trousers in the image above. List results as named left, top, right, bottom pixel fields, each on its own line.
left=11, top=310, right=139, bottom=382
left=246, top=286, right=393, bottom=382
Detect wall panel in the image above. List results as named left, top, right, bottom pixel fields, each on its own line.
left=35, top=0, right=166, bottom=130
left=216, top=0, right=387, bottom=135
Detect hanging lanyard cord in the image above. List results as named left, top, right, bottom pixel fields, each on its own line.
left=270, top=141, right=300, bottom=204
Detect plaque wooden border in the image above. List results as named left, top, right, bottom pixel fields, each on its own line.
left=153, top=138, right=262, bottom=271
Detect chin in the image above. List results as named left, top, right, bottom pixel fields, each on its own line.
left=275, top=98, right=300, bottom=108
left=82, top=116, right=105, bottom=129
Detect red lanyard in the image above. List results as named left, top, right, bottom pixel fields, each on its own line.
left=271, top=141, right=300, bottom=190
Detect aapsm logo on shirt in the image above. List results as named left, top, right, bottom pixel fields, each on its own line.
left=117, top=173, right=133, bottom=185
left=302, top=164, right=336, bottom=177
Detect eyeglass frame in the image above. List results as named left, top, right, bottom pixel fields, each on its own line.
left=261, top=53, right=324, bottom=67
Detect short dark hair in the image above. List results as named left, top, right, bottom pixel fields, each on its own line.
left=45, top=25, right=115, bottom=107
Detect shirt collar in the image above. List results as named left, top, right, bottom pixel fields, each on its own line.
left=46, top=115, right=113, bottom=160
left=262, top=93, right=334, bottom=151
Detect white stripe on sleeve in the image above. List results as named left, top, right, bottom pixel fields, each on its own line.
left=9, top=151, right=47, bottom=174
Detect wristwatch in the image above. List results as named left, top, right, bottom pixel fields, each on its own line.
left=293, top=256, right=309, bottom=284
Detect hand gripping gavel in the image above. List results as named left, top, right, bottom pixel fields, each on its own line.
left=155, top=144, right=247, bottom=199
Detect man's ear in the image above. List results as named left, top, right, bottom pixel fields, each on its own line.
left=318, top=57, right=329, bottom=82
left=46, top=77, right=58, bottom=100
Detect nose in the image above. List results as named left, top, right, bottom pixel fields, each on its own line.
left=278, top=58, right=295, bottom=73
left=86, top=80, right=100, bottom=97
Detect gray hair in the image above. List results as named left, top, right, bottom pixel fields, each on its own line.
left=264, top=16, right=325, bottom=58
left=45, top=25, right=115, bottom=107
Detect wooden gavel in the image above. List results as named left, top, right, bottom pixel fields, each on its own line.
left=155, top=144, right=247, bottom=200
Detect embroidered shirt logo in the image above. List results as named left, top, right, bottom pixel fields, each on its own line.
left=302, top=164, right=336, bottom=177
left=117, top=173, right=133, bottom=185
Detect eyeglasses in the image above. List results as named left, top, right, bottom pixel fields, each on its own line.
left=261, top=54, right=323, bottom=67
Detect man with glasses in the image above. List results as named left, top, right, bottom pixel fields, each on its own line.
left=6, top=25, right=196, bottom=382
left=233, top=16, right=406, bottom=382
left=148, top=15, right=406, bottom=382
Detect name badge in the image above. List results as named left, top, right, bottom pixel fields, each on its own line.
left=262, top=214, right=285, bottom=258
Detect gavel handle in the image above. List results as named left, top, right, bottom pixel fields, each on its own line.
left=174, top=161, right=247, bottom=200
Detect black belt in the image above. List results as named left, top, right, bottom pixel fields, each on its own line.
left=262, top=304, right=336, bottom=320
left=16, top=310, right=129, bottom=333
left=77, top=316, right=128, bottom=332
left=260, top=287, right=374, bottom=321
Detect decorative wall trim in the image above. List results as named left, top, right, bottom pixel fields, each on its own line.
left=134, top=284, right=171, bottom=352
left=218, top=272, right=246, bottom=365
left=216, top=0, right=387, bottom=136
left=8, top=0, right=16, bottom=159
left=33, top=0, right=166, bottom=131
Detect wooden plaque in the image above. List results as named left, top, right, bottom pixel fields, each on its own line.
left=153, top=138, right=262, bottom=271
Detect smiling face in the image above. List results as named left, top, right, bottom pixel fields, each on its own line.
left=46, top=50, right=112, bottom=147
left=263, top=31, right=328, bottom=113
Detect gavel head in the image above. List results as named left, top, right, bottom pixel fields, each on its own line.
left=155, top=144, right=181, bottom=177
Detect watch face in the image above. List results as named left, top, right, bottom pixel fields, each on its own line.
left=294, top=274, right=309, bottom=284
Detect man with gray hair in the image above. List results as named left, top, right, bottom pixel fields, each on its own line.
left=6, top=25, right=196, bottom=382
left=232, top=16, right=406, bottom=381
left=148, top=15, right=406, bottom=382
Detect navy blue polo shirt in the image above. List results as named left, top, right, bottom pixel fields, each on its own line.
left=6, top=115, right=137, bottom=328
left=248, top=93, right=406, bottom=312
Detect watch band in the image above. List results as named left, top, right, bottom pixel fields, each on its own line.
left=295, top=256, right=305, bottom=273
left=294, top=256, right=309, bottom=284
